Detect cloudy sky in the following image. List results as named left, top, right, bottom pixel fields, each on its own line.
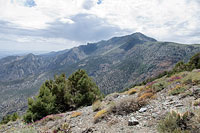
left=0, top=0, right=200, bottom=53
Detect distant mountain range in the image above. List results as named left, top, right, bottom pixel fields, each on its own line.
left=1, top=32, right=200, bottom=119
left=0, top=51, right=50, bottom=59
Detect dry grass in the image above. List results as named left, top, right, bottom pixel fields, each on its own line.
left=158, top=109, right=200, bottom=133
left=13, top=127, right=37, bottom=133
left=178, top=70, right=200, bottom=85
left=92, top=100, right=102, bottom=112
left=158, top=110, right=191, bottom=133
left=127, top=88, right=137, bottom=95
left=168, top=75, right=182, bottom=82
left=193, top=109, right=200, bottom=123
left=193, top=98, right=200, bottom=106
left=137, top=86, right=145, bottom=93
left=112, top=97, right=146, bottom=115
left=93, top=101, right=116, bottom=123
left=34, top=114, right=63, bottom=125
left=93, top=98, right=144, bottom=123
left=71, top=112, right=82, bottom=118
left=138, top=92, right=154, bottom=101
left=52, top=122, right=71, bottom=133
left=94, top=109, right=108, bottom=123
left=168, top=84, right=187, bottom=95
left=60, top=122, right=71, bottom=132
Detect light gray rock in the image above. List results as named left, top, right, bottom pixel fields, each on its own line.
left=128, top=117, right=139, bottom=126
left=152, top=113, right=157, bottom=118
left=139, top=107, right=147, bottom=113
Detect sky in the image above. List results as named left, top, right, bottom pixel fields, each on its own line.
left=0, top=0, right=200, bottom=53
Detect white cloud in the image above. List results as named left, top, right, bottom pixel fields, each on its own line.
left=60, top=18, right=74, bottom=24
left=89, top=0, right=200, bottom=43
left=0, top=0, right=89, bottom=29
left=0, top=0, right=200, bottom=52
left=2, top=0, right=199, bottom=35
left=0, top=0, right=52, bottom=29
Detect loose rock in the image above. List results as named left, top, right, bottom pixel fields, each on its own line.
left=139, top=107, right=147, bottom=113
left=128, top=117, right=139, bottom=126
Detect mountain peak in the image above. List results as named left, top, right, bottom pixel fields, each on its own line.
left=26, top=53, right=35, bottom=56
left=130, top=32, right=157, bottom=42
left=131, top=32, right=144, bottom=35
left=25, top=53, right=35, bottom=58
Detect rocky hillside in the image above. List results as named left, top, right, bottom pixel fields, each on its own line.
left=1, top=69, right=200, bottom=133
left=1, top=32, right=200, bottom=120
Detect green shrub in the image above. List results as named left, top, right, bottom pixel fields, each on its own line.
left=23, top=89, right=56, bottom=123
left=24, top=69, right=102, bottom=123
left=173, top=61, right=187, bottom=73
left=158, top=110, right=200, bottom=133
left=168, top=85, right=187, bottom=95
left=152, top=81, right=168, bottom=92
left=157, top=111, right=190, bottom=133
left=188, top=52, right=200, bottom=70
left=67, top=69, right=102, bottom=108
left=183, top=79, right=192, bottom=85
left=0, top=113, right=19, bottom=125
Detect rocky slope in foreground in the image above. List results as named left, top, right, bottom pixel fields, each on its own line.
left=1, top=69, right=200, bottom=133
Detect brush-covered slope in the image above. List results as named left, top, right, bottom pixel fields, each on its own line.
left=61, top=41, right=200, bottom=94
left=1, top=69, right=200, bottom=133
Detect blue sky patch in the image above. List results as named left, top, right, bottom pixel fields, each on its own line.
left=97, top=0, right=102, bottom=5
left=24, top=0, right=36, bottom=7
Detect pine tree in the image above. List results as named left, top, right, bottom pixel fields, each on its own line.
left=23, top=69, right=102, bottom=123
left=0, top=112, right=19, bottom=124
left=67, top=69, right=102, bottom=108
left=188, top=52, right=200, bottom=70
left=24, top=82, right=56, bottom=123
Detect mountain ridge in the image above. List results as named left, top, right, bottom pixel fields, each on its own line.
left=1, top=32, right=200, bottom=120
